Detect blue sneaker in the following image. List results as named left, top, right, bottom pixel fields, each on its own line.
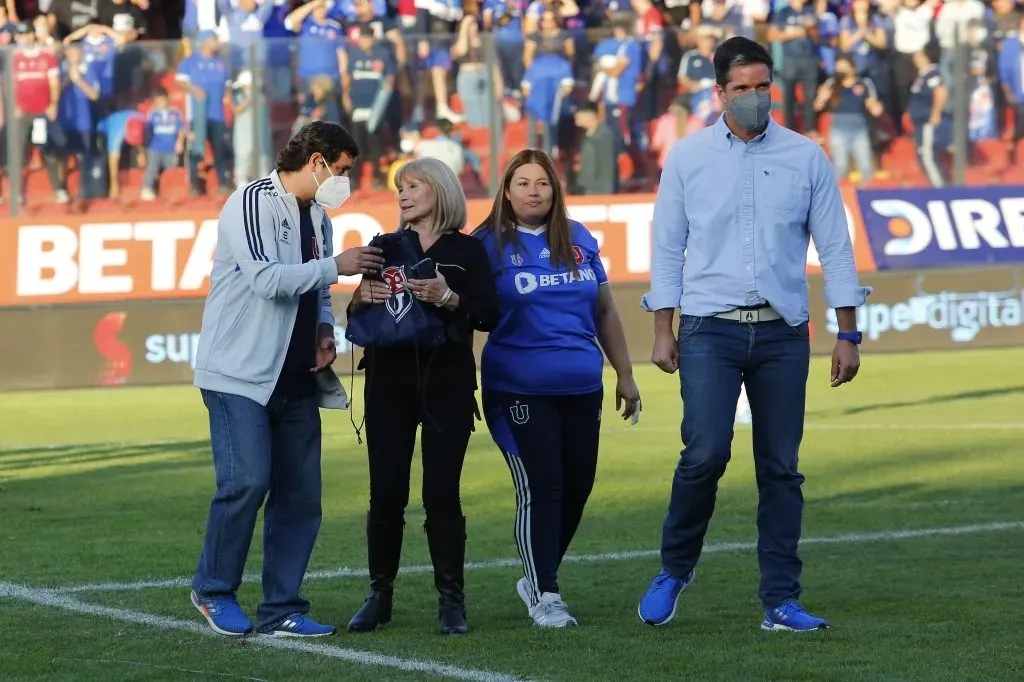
left=637, top=569, right=696, bottom=626
left=761, top=600, right=830, bottom=632
left=261, top=613, right=337, bottom=638
left=190, top=590, right=253, bottom=637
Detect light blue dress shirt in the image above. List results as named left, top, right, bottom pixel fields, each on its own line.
left=641, top=115, right=871, bottom=326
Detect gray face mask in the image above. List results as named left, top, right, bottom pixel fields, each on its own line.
left=727, top=90, right=773, bottom=132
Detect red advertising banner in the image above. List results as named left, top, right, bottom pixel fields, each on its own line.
left=0, top=187, right=876, bottom=307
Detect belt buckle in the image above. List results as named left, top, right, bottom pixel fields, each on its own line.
left=740, top=309, right=761, bottom=323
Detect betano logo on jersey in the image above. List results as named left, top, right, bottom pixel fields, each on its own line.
left=858, top=186, right=1024, bottom=269
left=514, top=268, right=598, bottom=294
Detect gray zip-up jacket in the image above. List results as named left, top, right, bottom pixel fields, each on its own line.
left=193, top=171, right=349, bottom=409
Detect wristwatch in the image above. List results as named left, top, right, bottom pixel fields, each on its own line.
left=837, top=331, right=863, bottom=345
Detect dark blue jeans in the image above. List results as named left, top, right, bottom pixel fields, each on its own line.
left=192, top=389, right=323, bottom=628
left=661, top=315, right=810, bottom=609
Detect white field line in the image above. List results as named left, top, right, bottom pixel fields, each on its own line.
left=53, top=520, right=1024, bottom=595
left=4, top=422, right=1023, bottom=454
left=0, top=582, right=530, bottom=682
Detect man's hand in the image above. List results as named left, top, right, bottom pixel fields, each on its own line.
left=311, top=323, right=337, bottom=372
left=651, top=331, right=679, bottom=374
left=830, top=340, right=860, bottom=387
left=335, top=246, right=384, bottom=276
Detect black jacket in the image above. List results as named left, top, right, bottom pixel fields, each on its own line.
left=350, top=229, right=499, bottom=393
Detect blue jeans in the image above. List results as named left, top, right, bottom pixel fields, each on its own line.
left=829, top=124, right=873, bottom=181
left=661, top=315, right=810, bottom=608
left=192, top=389, right=323, bottom=628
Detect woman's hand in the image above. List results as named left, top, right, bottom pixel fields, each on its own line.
left=406, top=271, right=451, bottom=306
left=351, top=278, right=393, bottom=305
left=615, top=372, right=641, bottom=421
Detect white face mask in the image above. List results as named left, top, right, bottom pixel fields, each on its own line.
left=313, top=159, right=351, bottom=210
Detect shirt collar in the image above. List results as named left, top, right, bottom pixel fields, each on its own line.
left=714, top=113, right=772, bottom=147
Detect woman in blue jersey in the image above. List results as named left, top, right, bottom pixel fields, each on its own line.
left=474, top=149, right=641, bottom=629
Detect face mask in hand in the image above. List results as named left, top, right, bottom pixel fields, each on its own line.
left=313, top=161, right=351, bottom=209
left=727, top=90, right=773, bottom=132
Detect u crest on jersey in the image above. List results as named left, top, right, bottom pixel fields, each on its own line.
left=510, top=401, right=530, bottom=425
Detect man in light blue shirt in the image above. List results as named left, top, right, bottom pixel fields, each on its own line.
left=636, top=37, right=871, bottom=633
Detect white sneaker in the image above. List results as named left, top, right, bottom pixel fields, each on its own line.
left=436, top=104, right=465, bottom=124
left=140, top=187, right=156, bottom=201
left=529, top=592, right=578, bottom=628
left=516, top=577, right=535, bottom=610
left=55, top=190, right=70, bottom=204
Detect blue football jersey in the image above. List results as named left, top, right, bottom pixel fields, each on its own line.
left=478, top=221, right=608, bottom=395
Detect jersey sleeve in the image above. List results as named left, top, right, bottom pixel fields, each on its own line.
left=218, top=184, right=340, bottom=300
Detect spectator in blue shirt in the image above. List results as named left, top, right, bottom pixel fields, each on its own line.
left=815, top=0, right=839, bottom=77
left=521, top=9, right=574, bottom=149
left=350, top=0, right=410, bottom=140
left=475, top=149, right=639, bottom=630
left=343, top=23, right=395, bottom=189
left=638, top=36, right=869, bottom=633
left=330, top=0, right=389, bottom=21
left=908, top=48, right=952, bottom=187
left=483, top=0, right=529, bottom=99
left=408, top=9, right=464, bottom=124
left=813, top=55, right=882, bottom=183
left=263, top=0, right=298, bottom=102
left=63, top=24, right=120, bottom=118
left=286, top=0, right=347, bottom=92
left=592, top=17, right=643, bottom=162
left=58, top=42, right=101, bottom=200
left=176, top=30, right=233, bottom=197
left=217, top=0, right=275, bottom=71
left=838, top=0, right=890, bottom=103
left=677, top=27, right=719, bottom=127
left=767, top=0, right=820, bottom=135
left=141, top=88, right=186, bottom=201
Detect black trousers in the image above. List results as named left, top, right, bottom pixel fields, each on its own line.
left=482, top=389, right=603, bottom=600
left=350, top=120, right=385, bottom=191
left=363, top=377, right=476, bottom=525
left=891, top=51, right=918, bottom=135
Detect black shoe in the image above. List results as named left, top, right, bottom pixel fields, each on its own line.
left=348, top=590, right=393, bottom=633
left=348, top=513, right=404, bottom=633
left=438, top=599, right=468, bottom=635
left=425, top=515, right=468, bottom=635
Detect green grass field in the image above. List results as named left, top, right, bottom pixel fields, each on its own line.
left=2, top=348, right=1023, bottom=681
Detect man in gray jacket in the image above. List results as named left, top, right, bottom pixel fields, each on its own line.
left=190, top=121, right=384, bottom=638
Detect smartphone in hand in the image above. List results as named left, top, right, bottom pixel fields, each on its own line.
left=409, top=257, right=437, bottom=279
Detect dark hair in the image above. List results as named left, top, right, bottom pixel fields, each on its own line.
left=437, top=118, right=453, bottom=136
left=473, top=149, right=577, bottom=275
left=713, top=36, right=774, bottom=88
left=153, top=87, right=169, bottom=99
left=276, top=120, right=359, bottom=172
left=576, top=100, right=598, bottom=115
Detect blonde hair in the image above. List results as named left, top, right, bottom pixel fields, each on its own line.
left=395, top=157, right=468, bottom=234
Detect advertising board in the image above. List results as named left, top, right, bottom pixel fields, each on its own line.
left=808, top=265, right=1024, bottom=353
left=5, top=270, right=1022, bottom=392
left=857, top=185, right=1024, bottom=270
left=0, top=187, right=875, bottom=307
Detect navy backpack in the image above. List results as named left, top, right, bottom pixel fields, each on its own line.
left=345, top=229, right=447, bottom=349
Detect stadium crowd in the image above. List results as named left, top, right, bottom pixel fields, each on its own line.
left=0, top=0, right=1019, bottom=208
